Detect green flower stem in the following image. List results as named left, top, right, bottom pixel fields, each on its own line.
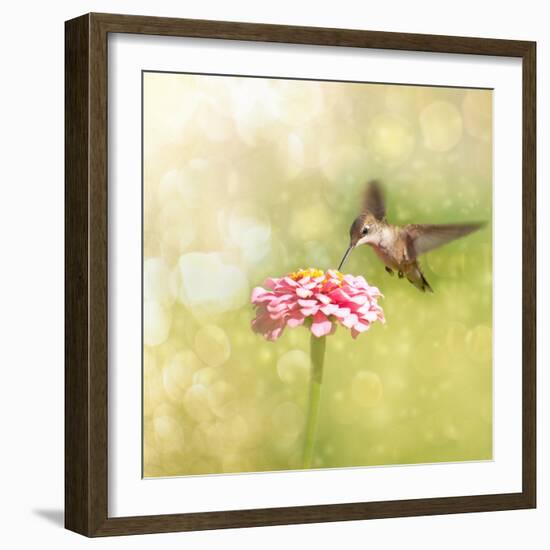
left=303, top=334, right=326, bottom=469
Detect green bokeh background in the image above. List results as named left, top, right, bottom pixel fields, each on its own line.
left=143, top=72, right=492, bottom=477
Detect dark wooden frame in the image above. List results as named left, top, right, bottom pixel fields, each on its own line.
left=65, top=12, right=536, bottom=537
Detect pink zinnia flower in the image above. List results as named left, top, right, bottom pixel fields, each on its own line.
left=251, top=268, right=385, bottom=341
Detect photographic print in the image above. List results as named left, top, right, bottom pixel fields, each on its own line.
left=142, top=71, right=492, bottom=478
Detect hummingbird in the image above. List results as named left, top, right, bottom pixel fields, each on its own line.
left=338, top=181, right=485, bottom=292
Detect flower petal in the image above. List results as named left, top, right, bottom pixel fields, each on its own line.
left=360, top=310, right=379, bottom=322
left=251, top=287, right=275, bottom=304
left=262, top=277, right=279, bottom=290
left=267, top=301, right=290, bottom=313
left=267, top=326, right=285, bottom=341
left=320, top=304, right=339, bottom=316
left=315, top=293, right=332, bottom=304
left=332, top=307, right=351, bottom=319
left=311, top=312, right=333, bottom=337
left=296, top=287, right=313, bottom=298
left=287, top=313, right=305, bottom=328
left=300, top=306, right=320, bottom=316
left=353, top=321, right=370, bottom=333
left=341, top=313, right=358, bottom=328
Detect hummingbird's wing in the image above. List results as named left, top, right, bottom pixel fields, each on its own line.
left=404, top=222, right=485, bottom=259
left=362, top=180, right=386, bottom=220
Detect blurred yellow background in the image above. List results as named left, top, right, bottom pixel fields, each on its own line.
left=142, top=72, right=492, bottom=477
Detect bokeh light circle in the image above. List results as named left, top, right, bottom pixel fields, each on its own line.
left=351, top=370, right=384, bottom=408
left=420, top=100, right=463, bottom=152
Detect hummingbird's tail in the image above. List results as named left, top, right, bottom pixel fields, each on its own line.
left=419, top=272, right=434, bottom=293
left=406, top=262, right=434, bottom=293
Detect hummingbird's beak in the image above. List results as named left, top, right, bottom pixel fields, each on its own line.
left=338, top=245, right=354, bottom=271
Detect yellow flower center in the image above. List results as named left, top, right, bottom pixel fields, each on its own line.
left=289, top=268, right=344, bottom=285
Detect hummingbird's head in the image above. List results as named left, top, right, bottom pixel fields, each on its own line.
left=338, top=214, right=381, bottom=271
left=350, top=213, right=380, bottom=246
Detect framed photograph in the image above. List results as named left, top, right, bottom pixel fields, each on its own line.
left=65, top=13, right=536, bottom=536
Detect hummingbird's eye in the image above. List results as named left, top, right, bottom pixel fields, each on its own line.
left=361, top=226, right=369, bottom=236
